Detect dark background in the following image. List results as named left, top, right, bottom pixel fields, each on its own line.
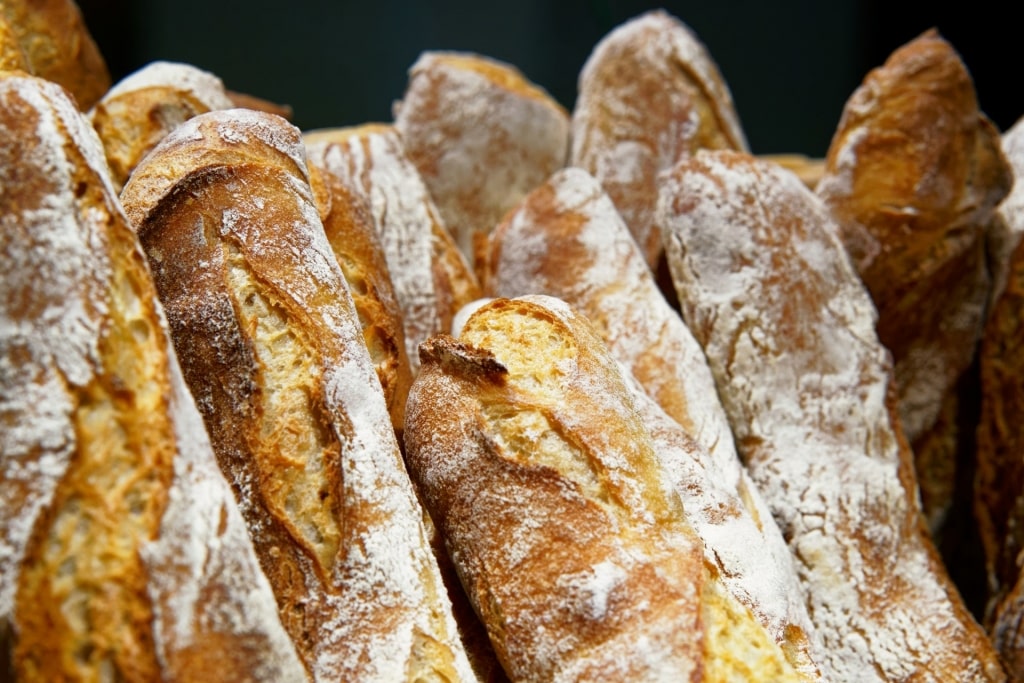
left=77, top=1, right=1023, bottom=158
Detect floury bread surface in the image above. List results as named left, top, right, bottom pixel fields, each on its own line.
left=394, top=51, right=570, bottom=275
left=483, top=167, right=823, bottom=677
left=119, top=109, right=477, bottom=682
left=304, top=124, right=481, bottom=376
left=404, top=295, right=809, bottom=682
left=88, top=60, right=235, bottom=189
left=571, top=10, right=747, bottom=270
left=0, top=73, right=307, bottom=681
left=658, top=149, right=1006, bottom=681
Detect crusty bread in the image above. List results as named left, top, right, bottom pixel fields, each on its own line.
left=977, top=232, right=1024, bottom=676
left=120, top=109, right=477, bottom=682
left=988, top=116, right=1024, bottom=309
left=305, top=160, right=413, bottom=439
left=393, top=51, right=569, bottom=275
left=88, top=60, right=235, bottom=190
left=658, top=149, right=1006, bottom=681
left=483, top=167, right=823, bottom=676
left=0, top=0, right=109, bottom=109
left=571, top=9, right=747, bottom=271
left=815, top=30, right=1012, bottom=530
left=406, top=295, right=811, bottom=681
left=0, top=72, right=307, bottom=682
left=304, top=124, right=481, bottom=375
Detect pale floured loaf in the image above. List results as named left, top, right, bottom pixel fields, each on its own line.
left=0, top=0, right=109, bottom=109
left=88, top=60, right=235, bottom=190
left=988, top=116, right=1024, bottom=308
left=815, top=30, right=1012, bottom=531
left=393, top=51, right=570, bottom=275
left=571, top=9, right=747, bottom=270
left=119, top=109, right=477, bottom=682
left=658, top=148, right=1006, bottom=681
left=483, top=168, right=823, bottom=676
left=405, top=295, right=811, bottom=682
left=0, top=72, right=307, bottom=682
left=304, top=124, right=481, bottom=375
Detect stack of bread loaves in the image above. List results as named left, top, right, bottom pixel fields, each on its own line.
left=3, top=1, right=1023, bottom=681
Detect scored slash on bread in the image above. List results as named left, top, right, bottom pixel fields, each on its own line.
left=0, top=73, right=308, bottom=682
left=304, top=124, right=481, bottom=376
left=119, top=109, right=477, bottom=682
left=393, top=51, right=570, bottom=278
left=658, top=148, right=1007, bottom=681
left=405, top=295, right=812, bottom=681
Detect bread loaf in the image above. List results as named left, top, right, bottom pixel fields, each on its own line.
left=0, top=72, right=307, bottom=682
left=304, top=124, right=481, bottom=375
left=815, top=30, right=1012, bottom=531
left=977, top=233, right=1024, bottom=676
left=120, top=109, right=477, bottom=682
left=305, top=160, right=413, bottom=439
left=658, top=149, right=1006, bottom=681
left=571, top=9, right=747, bottom=271
left=0, top=0, right=109, bottom=109
left=406, top=295, right=813, bottom=681
left=393, top=51, right=569, bottom=275
left=988, top=116, right=1024, bottom=309
left=483, top=168, right=824, bottom=675
left=88, top=60, right=235, bottom=190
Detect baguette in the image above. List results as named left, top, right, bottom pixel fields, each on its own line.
left=0, top=72, right=307, bottom=682
left=658, top=148, right=1006, bottom=681
left=120, top=109, right=477, bottom=681
left=304, top=124, right=481, bottom=375
left=0, top=0, right=109, bottom=109
left=483, top=167, right=823, bottom=676
left=571, top=9, right=747, bottom=271
left=88, top=60, right=235, bottom=190
left=815, top=30, right=1012, bottom=530
left=393, top=51, right=569, bottom=275
left=406, top=295, right=810, bottom=681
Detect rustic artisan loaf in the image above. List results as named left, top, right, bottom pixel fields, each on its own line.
left=393, top=51, right=569, bottom=275
left=88, top=60, right=235, bottom=190
left=0, top=72, right=307, bottom=682
left=658, top=148, right=1006, bottom=681
left=305, top=160, right=413, bottom=439
left=120, top=108, right=477, bottom=682
left=571, top=9, right=747, bottom=270
left=304, top=124, right=481, bottom=375
left=405, top=295, right=811, bottom=682
left=0, top=0, right=109, bottom=109
left=815, top=30, right=1012, bottom=531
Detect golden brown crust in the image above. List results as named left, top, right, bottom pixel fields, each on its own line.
left=659, top=149, right=1006, bottom=681
left=88, top=61, right=234, bottom=190
left=306, top=161, right=413, bottom=439
left=976, top=235, right=1024, bottom=621
left=570, top=9, right=747, bottom=269
left=0, top=0, right=110, bottom=109
left=405, top=298, right=708, bottom=681
left=121, top=109, right=476, bottom=681
left=1, top=72, right=307, bottom=682
left=817, top=29, right=1011, bottom=438
left=393, top=51, right=569, bottom=276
